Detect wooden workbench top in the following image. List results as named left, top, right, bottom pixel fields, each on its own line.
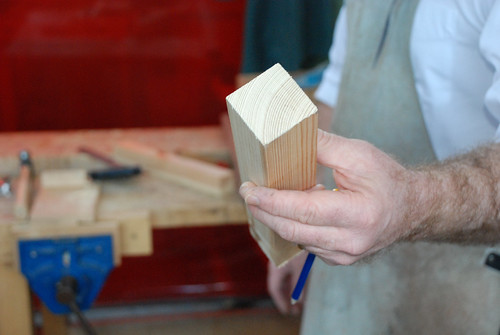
left=0, top=126, right=231, bottom=166
left=0, top=126, right=246, bottom=228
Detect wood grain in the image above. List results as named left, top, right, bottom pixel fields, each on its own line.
left=30, top=185, right=100, bottom=223
left=40, top=169, right=91, bottom=189
left=114, top=140, right=236, bottom=197
left=0, top=266, right=33, bottom=335
left=226, top=63, right=318, bottom=266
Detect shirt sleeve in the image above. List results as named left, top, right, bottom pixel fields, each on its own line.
left=314, top=6, right=348, bottom=108
left=480, top=1, right=500, bottom=141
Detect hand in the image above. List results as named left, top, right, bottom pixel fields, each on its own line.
left=267, top=252, right=308, bottom=315
left=240, top=130, right=418, bottom=265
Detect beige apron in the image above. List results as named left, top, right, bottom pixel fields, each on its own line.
left=301, top=0, right=500, bottom=334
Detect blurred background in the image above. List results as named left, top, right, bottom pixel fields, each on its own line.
left=0, top=1, right=340, bottom=334
left=0, top=0, right=339, bottom=132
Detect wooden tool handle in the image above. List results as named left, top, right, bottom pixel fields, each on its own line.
left=14, top=165, right=31, bottom=219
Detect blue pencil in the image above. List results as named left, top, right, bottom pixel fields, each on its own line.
left=291, top=253, right=316, bottom=304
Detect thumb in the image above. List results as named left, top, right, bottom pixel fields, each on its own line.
left=317, top=129, right=347, bottom=167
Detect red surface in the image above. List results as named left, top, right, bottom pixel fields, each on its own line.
left=98, top=225, right=268, bottom=304
left=1, top=1, right=268, bottom=305
left=0, top=0, right=245, bottom=131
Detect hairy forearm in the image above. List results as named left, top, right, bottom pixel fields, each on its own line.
left=404, top=143, right=500, bottom=244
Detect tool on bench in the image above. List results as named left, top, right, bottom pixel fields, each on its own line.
left=79, top=146, right=142, bottom=180
left=0, top=177, right=12, bottom=197
left=12, top=149, right=116, bottom=334
left=14, top=150, right=34, bottom=219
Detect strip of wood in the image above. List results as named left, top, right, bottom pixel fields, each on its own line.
left=114, top=140, right=236, bottom=197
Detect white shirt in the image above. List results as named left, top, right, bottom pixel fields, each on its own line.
left=315, top=0, right=500, bottom=160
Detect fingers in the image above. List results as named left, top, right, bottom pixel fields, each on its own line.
left=267, top=262, right=292, bottom=314
left=240, top=182, right=360, bottom=252
left=246, top=203, right=338, bottom=247
left=306, top=184, right=326, bottom=192
left=317, top=129, right=347, bottom=167
left=317, top=130, right=373, bottom=174
left=303, top=246, right=359, bottom=266
left=240, top=182, right=338, bottom=226
left=267, top=254, right=306, bottom=315
left=247, top=202, right=365, bottom=260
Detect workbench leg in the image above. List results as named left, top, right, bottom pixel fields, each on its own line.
left=41, top=304, right=68, bottom=335
left=0, top=266, right=33, bottom=335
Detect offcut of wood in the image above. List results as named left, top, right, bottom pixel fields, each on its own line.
left=226, top=63, right=318, bottom=267
left=30, top=184, right=100, bottom=223
left=0, top=267, right=33, bottom=335
left=39, top=168, right=91, bottom=189
left=113, top=141, right=236, bottom=197
left=98, top=210, right=153, bottom=256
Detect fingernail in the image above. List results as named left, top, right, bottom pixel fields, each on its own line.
left=239, top=182, right=252, bottom=195
left=244, top=194, right=260, bottom=206
left=240, top=182, right=260, bottom=206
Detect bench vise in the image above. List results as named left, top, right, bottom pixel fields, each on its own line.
left=18, top=235, right=115, bottom=314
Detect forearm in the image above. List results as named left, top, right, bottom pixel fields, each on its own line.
left=405, top=143, right=500, bottom=244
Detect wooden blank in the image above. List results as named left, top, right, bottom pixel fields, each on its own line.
left=30, top=185, right=100, bottom=223
left=99, top=210, right=153, bottom=256
left=226, top=63, right=318, bottom=266
left=0, top=223, right=13, bottom=267
left=114, top=141, right=236, bottom=197
left=40, top=168, right=91, bottom=189
left=0, top=266, right=33, bottom=335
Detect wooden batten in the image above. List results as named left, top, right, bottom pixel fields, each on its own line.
left=98, top=210, right=153, bottom=256
left=226, top=63, right=318, bottom=267
left=113, top=141, right=236, bottom=197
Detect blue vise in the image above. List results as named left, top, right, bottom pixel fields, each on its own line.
left=18, top=235, right=115, bottom=314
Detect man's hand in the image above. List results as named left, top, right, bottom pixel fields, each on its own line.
left=267, top=252, right=307, bottom=315
left=240, top=130, right=417, bottom=265
left=240, top=130, right=500, bottom=265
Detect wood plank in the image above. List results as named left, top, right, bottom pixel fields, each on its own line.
left=30, top=185, right=100, bottom=223
left=0, top=127, right=247, bottom=230
left=0, top=266, right=33, bottom=335
left=99, top=210, right=153, bottom=256
left=226, top=63, right=318, bottom=266
left=114, top=140, right=236, bottom=197
left=40, top=169, right=91, bottom=189
left=96, top=174, right=246, bottom=228
left=41, top=304, right=67, bottom=335
left=0, top=219, right=13, bottom=267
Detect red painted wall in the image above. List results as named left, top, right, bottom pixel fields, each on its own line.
left=0, top=0, right=245, bottom=131
left=1, top=1, right=269, bottom=306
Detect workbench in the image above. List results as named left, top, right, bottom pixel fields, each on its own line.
left=0, top=126, right=265, bottom=335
